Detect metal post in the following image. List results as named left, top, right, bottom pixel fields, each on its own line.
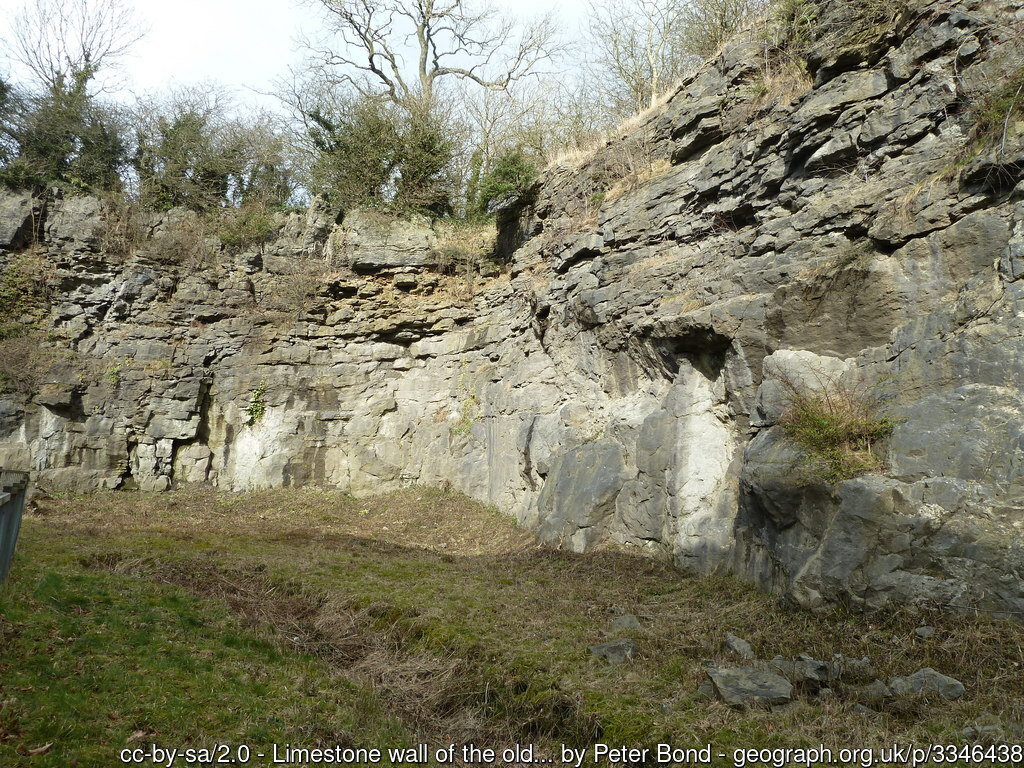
left=0, top=470, right=30, bottom=583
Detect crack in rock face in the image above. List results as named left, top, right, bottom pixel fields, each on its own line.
left=2, top=0, right=1024, bottom=615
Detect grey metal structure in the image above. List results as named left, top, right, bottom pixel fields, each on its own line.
left=0, top=470, right=29, bottom=583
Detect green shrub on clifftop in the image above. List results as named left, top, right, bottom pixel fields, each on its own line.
left=216, top=203, right=279, bottom=252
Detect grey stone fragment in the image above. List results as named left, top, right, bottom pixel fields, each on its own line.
left=853, top=679, right=893, bottom=707
left=915, top=626, right=936, bottom=639
left=706, top=666, right=793, bottom=708
left=962, top=724, right=1005, bottom=741
left=694, top=680, right=717, bottom=702
left=793, top=655, right=833, bottom=687
left=889, top=668, right=965, bottom=700
left=341, top=209, right=438, bottom=271
left=723, top=632, right=755, bottom=659
left=831, top=655, right=877, bottom=684
left=0, top=192, right=34, bottom=249
left=759, top=655, right=833, bottom=690
left=999, top=216, right=1024, bottom=282
left=610, top=614, right=642, bottom=631
left=393, top=274, right=418, bottom=290
left=44, top=195, right=103, bottom=247
left=301, top=195, right=339, bottom=251
left=961, top=715, right=1021, bottom=742
left=588, top=639, right=638, bottom=664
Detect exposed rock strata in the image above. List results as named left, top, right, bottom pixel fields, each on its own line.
left=2, top=0, right=1023, bottom=615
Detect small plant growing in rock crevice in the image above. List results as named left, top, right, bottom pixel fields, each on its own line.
left=450, top=371, right=484, bottom=438
left=450, top=390, right=480, bottom=437
left=245, top=382, right=267, bottom=425
left=106, top=361, right=125, bottom=388
left=779, top=373, right=898, bottom=483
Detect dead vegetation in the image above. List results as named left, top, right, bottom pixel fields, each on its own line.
left=253, top=258, right=330, bottom=320
left=95, top=196, right=150, bottom=259
left=0, top=250, right=61, bottom=394
left=546, top=86, right=680, bottom=170
left=432, top=219, right=500, bottom=300
left=0, top=332, right=57, bottom=395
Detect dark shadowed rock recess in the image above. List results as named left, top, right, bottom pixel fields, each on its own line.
left=2, top=0, right=1023, bottom=615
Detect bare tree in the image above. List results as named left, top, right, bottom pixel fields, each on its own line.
left=305, top=0, right=559, bottom=112
left=679, top=0, right=770, bottom=60
left=587, top=0, right=696, bottom=116
left=294, top=0, right=559, bottom=213
left=460, top=83, right=535, bottom=170
left=586, top=0, right=769, bottom=117
left=6, top=0, right=144, bottom=92
left=0, top=0, right=140, bottom=192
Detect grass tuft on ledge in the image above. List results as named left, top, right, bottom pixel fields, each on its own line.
left=779, top=375, right=898, bottom=483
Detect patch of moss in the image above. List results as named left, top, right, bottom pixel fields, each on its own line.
left=0, top=253, right=49, bottom=339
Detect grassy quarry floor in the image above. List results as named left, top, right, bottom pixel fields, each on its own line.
left=1, top=488, right=1022, bottom=767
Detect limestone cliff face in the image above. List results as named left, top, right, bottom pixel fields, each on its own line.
left=2, top=0, right=1023, bottom=614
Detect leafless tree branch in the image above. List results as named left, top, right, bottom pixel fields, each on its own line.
left=307, top=0, right=560, bottom=111
left=6, top=0, right=144, bottom=92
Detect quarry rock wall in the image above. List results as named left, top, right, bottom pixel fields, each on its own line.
left=2, top=0, right=1023, bottom=615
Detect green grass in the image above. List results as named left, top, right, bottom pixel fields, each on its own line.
left=0, top=541, right=410, bottom=767
left=2, top=487, right=1022, bottom=766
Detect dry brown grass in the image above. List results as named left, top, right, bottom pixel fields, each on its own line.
left=431, top=220, right=499, bottom=300
left=545, top=85, right=680, bottom=171
left=604, top=156, right=673, bottom=206
left=433, top=221, right=497, bottom=270
left=143, top=211, right=215, bottom=269
left=96, top=197, right=149, bottom=259
left=250, top=258, right=333, bottom=321
left=755, top=54, right=813, bottom=107
left=36, top=486, right=535, bottom=557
